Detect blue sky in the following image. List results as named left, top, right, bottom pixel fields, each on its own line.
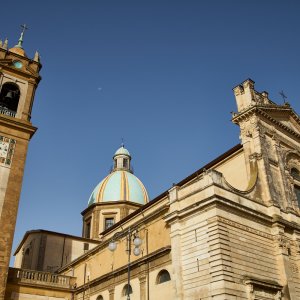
left=1, top=1, right=300, bottom=263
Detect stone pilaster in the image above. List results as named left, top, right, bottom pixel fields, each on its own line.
left=139, top=275, right=147, bottom=300
left=170, top=224, right=184, bottom=300
left=0, top=138, right=29, bottom=300
left=108, top=287, right=114, bottom=300
left=273, top=224, right=297, bottom=299
left=207, top=216, right=236, bottom=299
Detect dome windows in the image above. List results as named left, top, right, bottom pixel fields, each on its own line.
left=123, top=158, right=128, bottom=169
left=113, top=145, right=132, bottom=172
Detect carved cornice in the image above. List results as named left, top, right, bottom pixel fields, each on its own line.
left=232, top=106, right=300, bottom=140
left=74, top=246, right=171, bottom=294
left=0, top=115, right=37, bottom=138
left=165, top=193, right=272, bottom=227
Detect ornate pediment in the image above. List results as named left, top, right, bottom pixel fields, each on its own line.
left=244, top=277, right=283, bottom=300
left=259, top=106, right=300, bottom=137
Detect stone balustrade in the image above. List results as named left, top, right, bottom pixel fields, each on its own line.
left=0, top=106, right=16, bottom=117
left=8, top=268, right=75, bottom=289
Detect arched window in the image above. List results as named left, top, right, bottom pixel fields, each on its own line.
left=156, top=269, right=171, bottom=284
left=0, top=83, right=20, bottom=117
left=291, top=167, right=300, bottom=205
left=291, top=168, right=300, bottom=181
left=122, top=284, right=132, bottom=296
left=96, top=296, right=104, bottom=300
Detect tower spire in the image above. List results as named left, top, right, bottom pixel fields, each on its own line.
left=15, top=24, right=28, bottom=49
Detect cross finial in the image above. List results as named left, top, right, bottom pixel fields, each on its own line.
left=279, top=90, right=288, bottom=104
left=121, top=138, right=125, bottom=147
left=21, top=24, right=29, bottom=34
left=16, top=24, right=29, bottom=48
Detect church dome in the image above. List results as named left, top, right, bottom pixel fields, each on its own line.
left=9, top=47, right=26, bottom=57
left=88, top=146, right=149, bottom=206
left=114, top=146, right=130, bottom=157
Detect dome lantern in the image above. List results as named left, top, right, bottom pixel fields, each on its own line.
left=113, top=144, right=132, bottom=172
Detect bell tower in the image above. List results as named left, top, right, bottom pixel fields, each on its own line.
left=0, top=27, right=41, bottom=300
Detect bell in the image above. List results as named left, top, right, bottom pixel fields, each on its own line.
left=4, top=91, right=13, bottom=100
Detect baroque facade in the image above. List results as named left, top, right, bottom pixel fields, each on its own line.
left=2, top=36, right=300, bottom=300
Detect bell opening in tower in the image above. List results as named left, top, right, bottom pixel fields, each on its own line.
left=0, top=82, right=20, bottom=117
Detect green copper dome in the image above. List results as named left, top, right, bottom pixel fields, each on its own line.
left=88, top=146, right=149, bottom=206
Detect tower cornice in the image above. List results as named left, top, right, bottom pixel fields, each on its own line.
left=0, top=115, right=37, bottom=137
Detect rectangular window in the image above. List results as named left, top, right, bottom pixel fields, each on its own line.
left=123, top=159, right=128, bottom=168
left=85, top=222, right=91, bottom=238
left=295, top=186, right=300, bottom=206
left=84, top=243, right=89, bottom=251
left=105, top=217, right=114, bottom=230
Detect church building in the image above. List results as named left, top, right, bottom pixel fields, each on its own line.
left=1, top=32, right=300, bottom=300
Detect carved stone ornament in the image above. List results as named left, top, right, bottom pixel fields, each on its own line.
left=284, top=151, right=300, bottom=171
left=244, top=278, right=283, bottom=300
left=249, top=152, right=263, bottom=161
left=275, top=234, right=291, bottom=255
left=291, top=263, right=299, bottom=274
left=250, top=115, right=257, bottom=124
left=293, top=239, right=300, bottom=255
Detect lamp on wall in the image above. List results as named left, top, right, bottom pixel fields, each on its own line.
left=108, top=227, right=142, bottom=300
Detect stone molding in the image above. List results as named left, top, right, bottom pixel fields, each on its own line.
left=244, top=277, right=283, bottom=300
left=217, top=216, right=273, bottom=240
left=74, top=246, right=171, bottom=296
left=233, top=106, right=300, bottom=141
left=274, top=234, right=291, bottom=255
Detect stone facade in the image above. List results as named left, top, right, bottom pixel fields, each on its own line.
left=4, top=78, right=300, bottom=300
left=14, top=230, right=100, bottom=273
